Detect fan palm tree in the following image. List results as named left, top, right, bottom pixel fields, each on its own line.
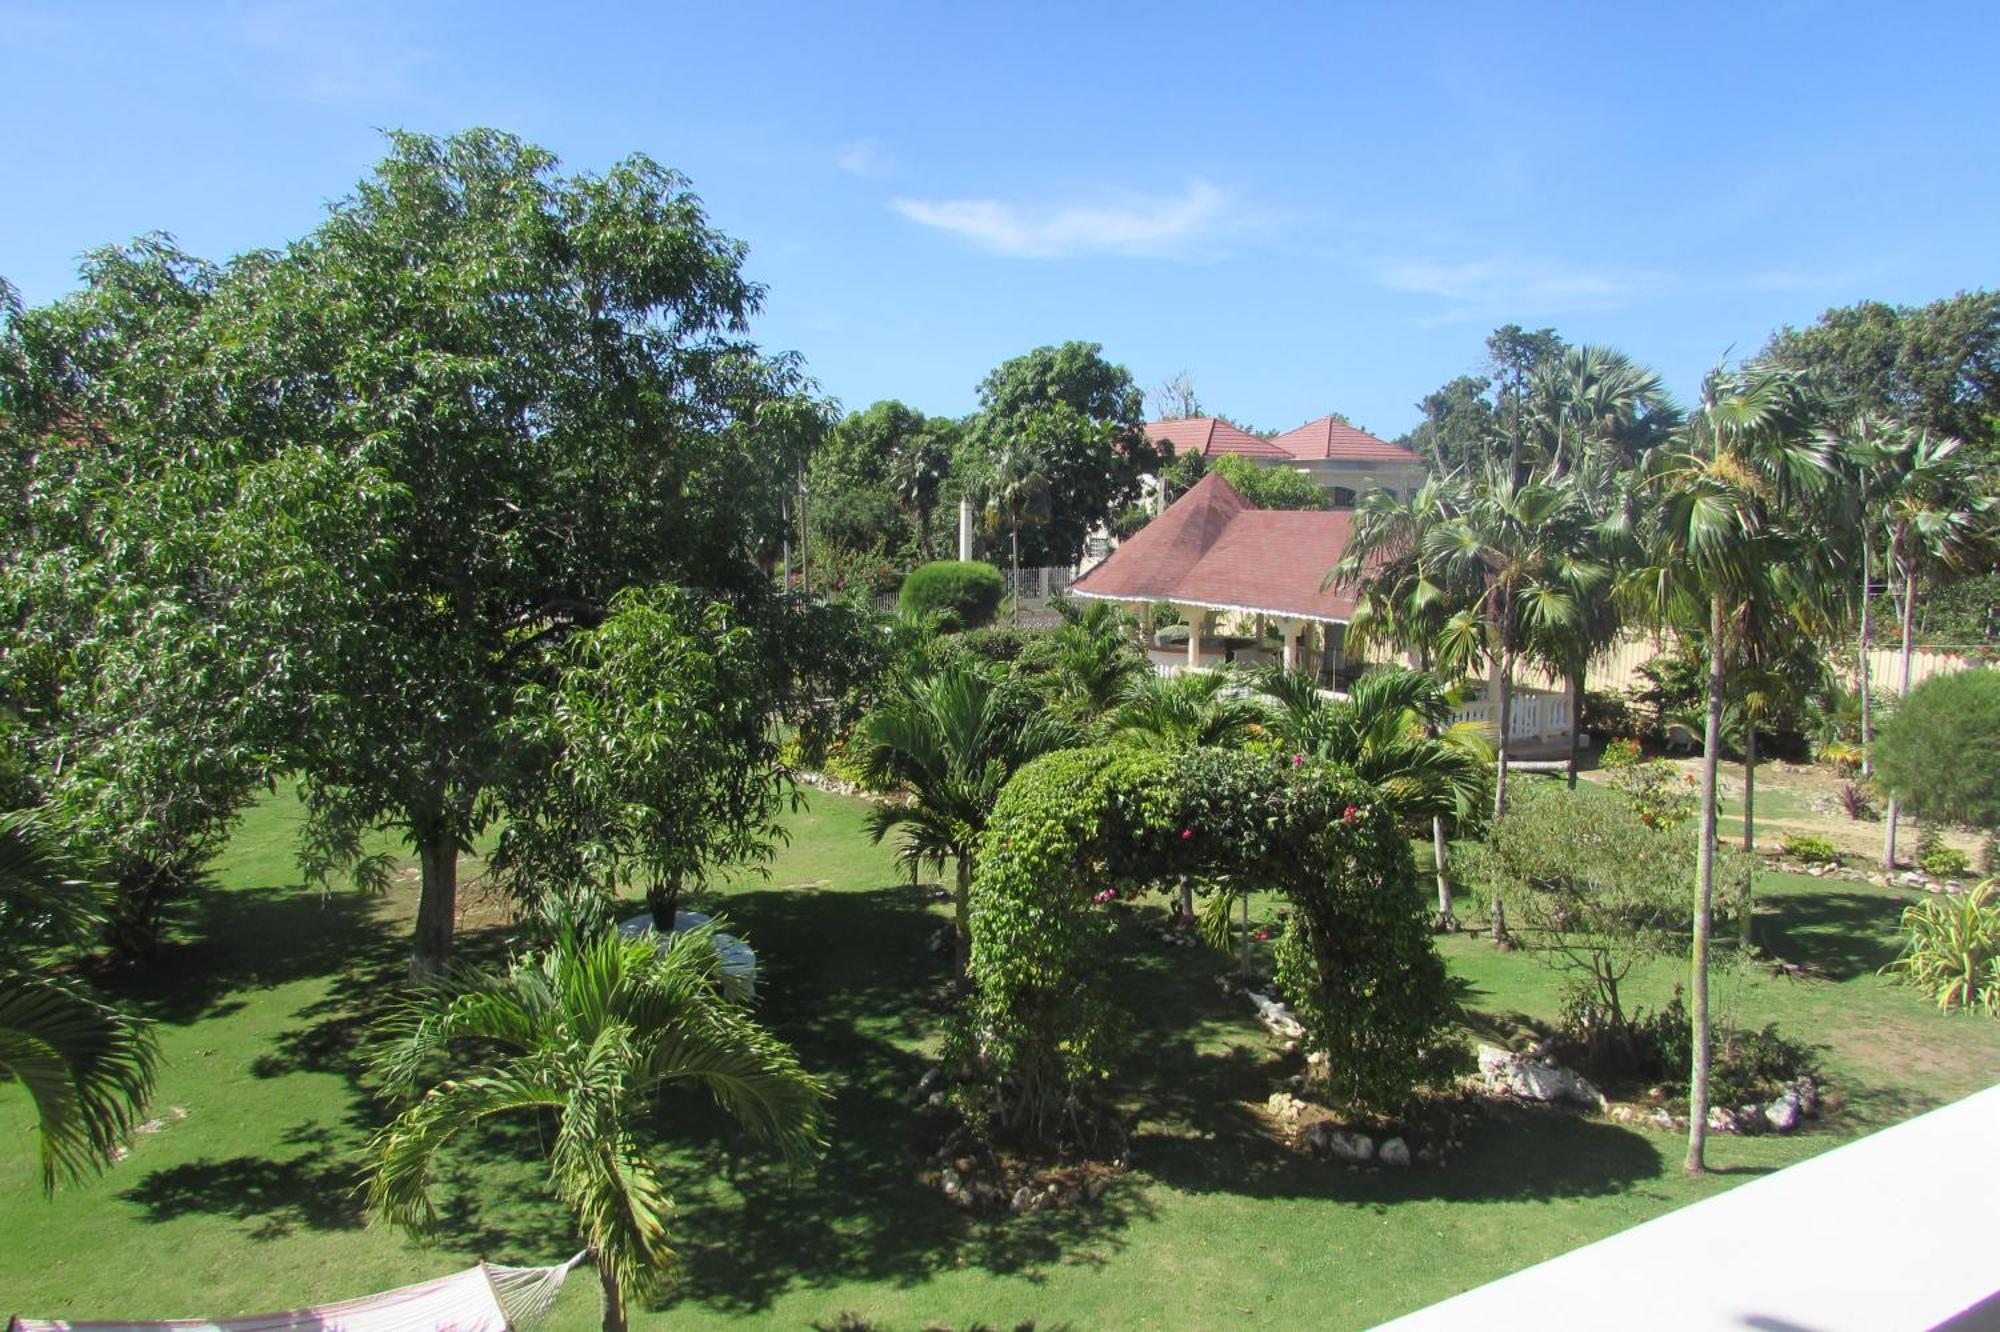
left=0, top=811, right=158, bottom=1196
left=367, top=925, right=827, bottom=1332
left=858, top=662, right=1075, bottom=971
left=1532, top=343, right=1673, bottom=477
left=1256, top=666, right=1493, bottom=926
left=1872, top=425, right=1997, bottom=869
left=888, top=431, right=950, bottom=559
left=1633, top=364, right=1834, bottom=1175
left=1109, top=668, right=1268, bottom=752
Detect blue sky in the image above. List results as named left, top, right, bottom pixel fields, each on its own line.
left=4, top=1, right=1996, bottom=437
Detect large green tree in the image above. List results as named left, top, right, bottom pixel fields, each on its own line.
left=964, top=342, right=1160, bottom=565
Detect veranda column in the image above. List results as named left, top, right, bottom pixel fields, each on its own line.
left=1182, top=606, right=1207, bottom=670
left=1281, top=617, right=1303, bottom=673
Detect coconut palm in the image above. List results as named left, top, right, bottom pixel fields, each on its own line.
left=0, top=811, right=157, bottom=1195
left=983, top=437, right=1051, bottom=622
left=1871, top=425, right=1997, bottom=869
left=1109, top=667, right=1268, bottom=752
left=1633, top=364, right=1834, bottom=1175
left=889, top=430, right=950, bottom=558
left=367, top=925, right=826, bottom=1332
left=858, top=662, right=1075, bottom=970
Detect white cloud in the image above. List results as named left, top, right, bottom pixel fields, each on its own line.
left=889, top=180, right=1236, bottom=259
left=835, top=139, right=893, bottom=178
left=1371, top=252, right=1662, bottom=325
left=234, top=0, right=424, bottom=106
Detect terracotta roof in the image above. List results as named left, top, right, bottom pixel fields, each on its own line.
left=1071, top=472, right=1363, bottom=621
left=1144, top=417, right=1292, bottom=460
left=1270, top=416, right=1423, bottom=464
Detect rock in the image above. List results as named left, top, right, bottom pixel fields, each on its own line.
left=1735, top=1104, right=1768, bottom=1134
left=1304, top=1123, right=1374, bottom=1164
left=1266, top=1091, right=1309, bottom=1122
left=1790, top=1077, right=1820, bottom=1117
left=1378, top=1137, right=1412, bottom=1167
left=1245, top=990, right=1305, bottom=1040
left=1765, top=1092, right=1802, bottom=1133
left=1009, top=1186, right=1036, bottom=1214
left=940, top=1168, right=963, bottom=1195
left=1416, top=1146, right=1436, bottom=1166
left=1706, top=1106, right=1741, bottom=1134
left=1475, top=1044, right=1606, bottom=1109
left=925, top=1091, right=948, bottom=1109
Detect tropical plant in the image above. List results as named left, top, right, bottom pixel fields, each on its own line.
left=1045, top=598, right=1146, bottom=722
left=1632, top=363, right=1834, bottom=1173
left=1782, top=835, right=1841, bottom=865
left=0, top=812, right=158, bottom=1195
left=367, top=925, right=827, bottom=1332
left=1108, top=668, right=1267, bottom=752
left=897, top=561, right=1005, bottom=631
left=1880, top=881, right=2000, bottom=1014
left=857, top=662, right=1075, bottom=970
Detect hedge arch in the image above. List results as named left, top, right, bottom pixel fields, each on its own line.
left=961, top=745, right=1464, bottom=1141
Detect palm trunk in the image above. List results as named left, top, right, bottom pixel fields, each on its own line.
left=1565, top=670, right=1583, bottom=790
left=954, top=856, right=974, bottom=976
left=411, top=830, right=458, bottom=981
left=1687, top=595, right=1725, bottom=1176
left=1010, top=520, right=1020, bottom=625
left=1490, top=640, right=1515, bottom=946
left=1883, top=556, right=1916, bottom=870
left=597, top=1253, right=627, bottom=1332
left=1740, top=723, right=1757, bottom=950
left=1432, top=816, right=1456, bottom=931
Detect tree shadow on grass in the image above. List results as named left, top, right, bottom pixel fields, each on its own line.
left=646, top=883, right=1150, bottom=1317
left=1760, top=888, right=1910, bottom=980
left=118, top=1121, right=367, bottom=1240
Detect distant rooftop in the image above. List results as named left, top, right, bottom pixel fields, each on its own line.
left=1145, top=414, right=1422, bottom=465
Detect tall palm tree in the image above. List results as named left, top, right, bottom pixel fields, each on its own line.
left=1109, top=668, right=1268, bottom=752
left=0, top=811, right=157, bottom=1196
left=858, top=662, right=1075, bottom=970
left=1825, top=414, right=1898, bottom=780
left=1872, top=426, right=1996, bottom=869
left=1334, top=477, right=1489, bottom=930
left=367, top=926, right=826, bottom=1332
left=889, top=431, right=950, bottom=559
left=1634, top=364, right=1833, bottom=1175
left=983, top=439, right=1050, bottom=621
left=1256, top=666, right=1492, bottom=926
left=1532, top=344, right=1673, bottom=477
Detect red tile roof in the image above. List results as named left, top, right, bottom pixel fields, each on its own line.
left=1144, top=417, right=1293, bottom=460
left=1071, top=472, right=1363, bottom=621
left=1270, top=416, right=1423, bottom=464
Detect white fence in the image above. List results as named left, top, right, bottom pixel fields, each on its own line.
left=1511, top=630, right=1981, bottom=698
left=1000, top=565, right=1075, bottom=605
left=1450, top=689, right=1573, bottom=745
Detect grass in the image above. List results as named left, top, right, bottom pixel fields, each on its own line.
left=5, top=787, right=1997, bottom=1330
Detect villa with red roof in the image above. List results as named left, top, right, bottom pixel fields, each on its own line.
left=1144, top=414, right=1426, bottom=507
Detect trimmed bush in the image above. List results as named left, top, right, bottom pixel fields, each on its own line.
left=1782, top=835, right=1841, bottom=866
left=1875, top=668, right=2000, bottom=833
left=897, top=560, right=1004, bottom=630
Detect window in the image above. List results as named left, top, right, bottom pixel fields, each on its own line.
left=1332, top=486, right=1357, bottom=508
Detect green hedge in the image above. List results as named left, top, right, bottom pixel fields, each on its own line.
left=897, top=560, right=1004, bottom=629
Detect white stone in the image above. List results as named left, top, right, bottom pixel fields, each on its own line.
left=1765, top=1093, right=1802, bottom=1133
left=1379, top=1136, right=1412, bottom=1167
left=1476, top=1044, right=1606, bottom=1109
left=619, top=911, right=757, bottom=1000
left=1245, top=989, right=1306, bottom=1040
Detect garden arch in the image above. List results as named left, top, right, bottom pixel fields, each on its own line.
left=962, top=746, right=1463, bottom=1141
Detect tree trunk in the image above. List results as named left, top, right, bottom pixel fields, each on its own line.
left=1740, top=723, right=1757, bottom=949
left=1566, top=670, right=1583, bottom=790
left=1432, top=816, right=1457, bottom=931
left=954, top=856, right=974, bottom=976
left=597, top=1252, right=627, bottom=1332
left=411, top=830, right=458, bottom=981
left=1010, top=521, right=1020, bottom=625
left=1883, top=558, right=1917, bottom=870
left=1490, top=640, right=1515, bottom=946
left=1687, top=595, right=1725, bottom=1176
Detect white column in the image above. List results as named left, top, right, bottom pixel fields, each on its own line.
left=1182, top=606, right=1206, bottom=670
left=957, top=498, right=974, bottom=562
left=1280, top=617, right=1303, bottom=673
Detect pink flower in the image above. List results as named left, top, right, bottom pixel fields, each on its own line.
left=1180, top=828, right=1194, bottom=840
left=1291, top=753, right=1305, bottom=769
left=1254, top=930, right=1271, bottom=942
left=1341, top=804, right=1359, bottom=823
left=1092, top=887, right=1118, bottom=904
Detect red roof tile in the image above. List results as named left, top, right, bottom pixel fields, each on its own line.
left=1270, top=416, right=1423, bottom=464
left=1071, top=472, right=1363, bottom=621
left=1144, top=417, right=1292, bottom=460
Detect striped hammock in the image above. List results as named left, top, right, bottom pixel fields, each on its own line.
left=7, top=1252, right=589, bottom=1332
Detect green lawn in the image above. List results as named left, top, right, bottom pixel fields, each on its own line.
left=5, top=790, right=1997, bottom=1330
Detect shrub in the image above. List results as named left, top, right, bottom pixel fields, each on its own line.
left=1837, top=780, right=1878, bottom=821
left=1600, top=736, right=1644, bottom=769
left=1604, top=750, right=1697, bottom=832
left=1881, top=881, right=2000, bottom=1014
left=1626, top=994, right=1818, bottom=1105
left=1782, top=835, right=1841, bottom=866
left=1916, top=828, right=1972, bottom=879
left=898, top=560, right=1004, bottom=630
left=1582, top=691, right=1640, bottom=741
left=1874, top=668, right=2000, bottom=833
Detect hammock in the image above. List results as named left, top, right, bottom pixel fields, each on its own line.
left=7, top=1251, right=590, bottom=1332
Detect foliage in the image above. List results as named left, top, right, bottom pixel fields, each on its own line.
left=1399, top=373, right=1497, bottom=472
left=0, top=812, right=158, bottom=1194
left=1600, top=737, right=1644, bottom=768
left=811, top=401, right=963, bottom=562
left=1915, top=827, right=1972, bottom=879
left=1880, top=881, right=2000, bottom=1014
left=1604, top=755, right=1698, bottom=832
left=1043, top=599, right=1147, bottom=722
left=1867, top=572, right=2000, bottom=649
left=1626, top=996, right=1819, bottom=1106
left=367, top=925, right=827, bottom=1325
left=962, top=746, right=1467, bottom=1139
left=1205, top=452, right=1330, bottom=510
left=1985, top=829, right=2000, bottom=877
left=898, top=561, right=1005, bottom=631
left=1109, top=669, right=1267, bottom=751
left=1781, top=835, right=1841, bottom=865
left=961, top=343, right=1161, bottom=565
left=1837, top=781, right=1878, bottom=821
left=1873, top=668, right=2000, bottom=831
left=1465, top=781, right=1703, bottom=1043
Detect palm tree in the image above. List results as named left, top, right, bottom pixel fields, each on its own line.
left=1256, top=666, right=1492, bottom=926
left=983, top=439, right=1050, bottom=622
left=0, top=811, right=158, bottom=1196
left=367, top=926, right=826, bottom=1332
left=1634, top=364, right=1833, bottom=1175
left=858, top=662, right=1075, bottom=971
left=1109, top=668, right=1268, bottom=752
left=1047, top=597, right=1146, bottom=723
left=889, top=431, right=950, bottom=559
left=1334, top=477, right=1489, bottom=930
left=1532, top=344, right=1673, bottom=477
left=1871, top=425, right=1996, bottom=869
